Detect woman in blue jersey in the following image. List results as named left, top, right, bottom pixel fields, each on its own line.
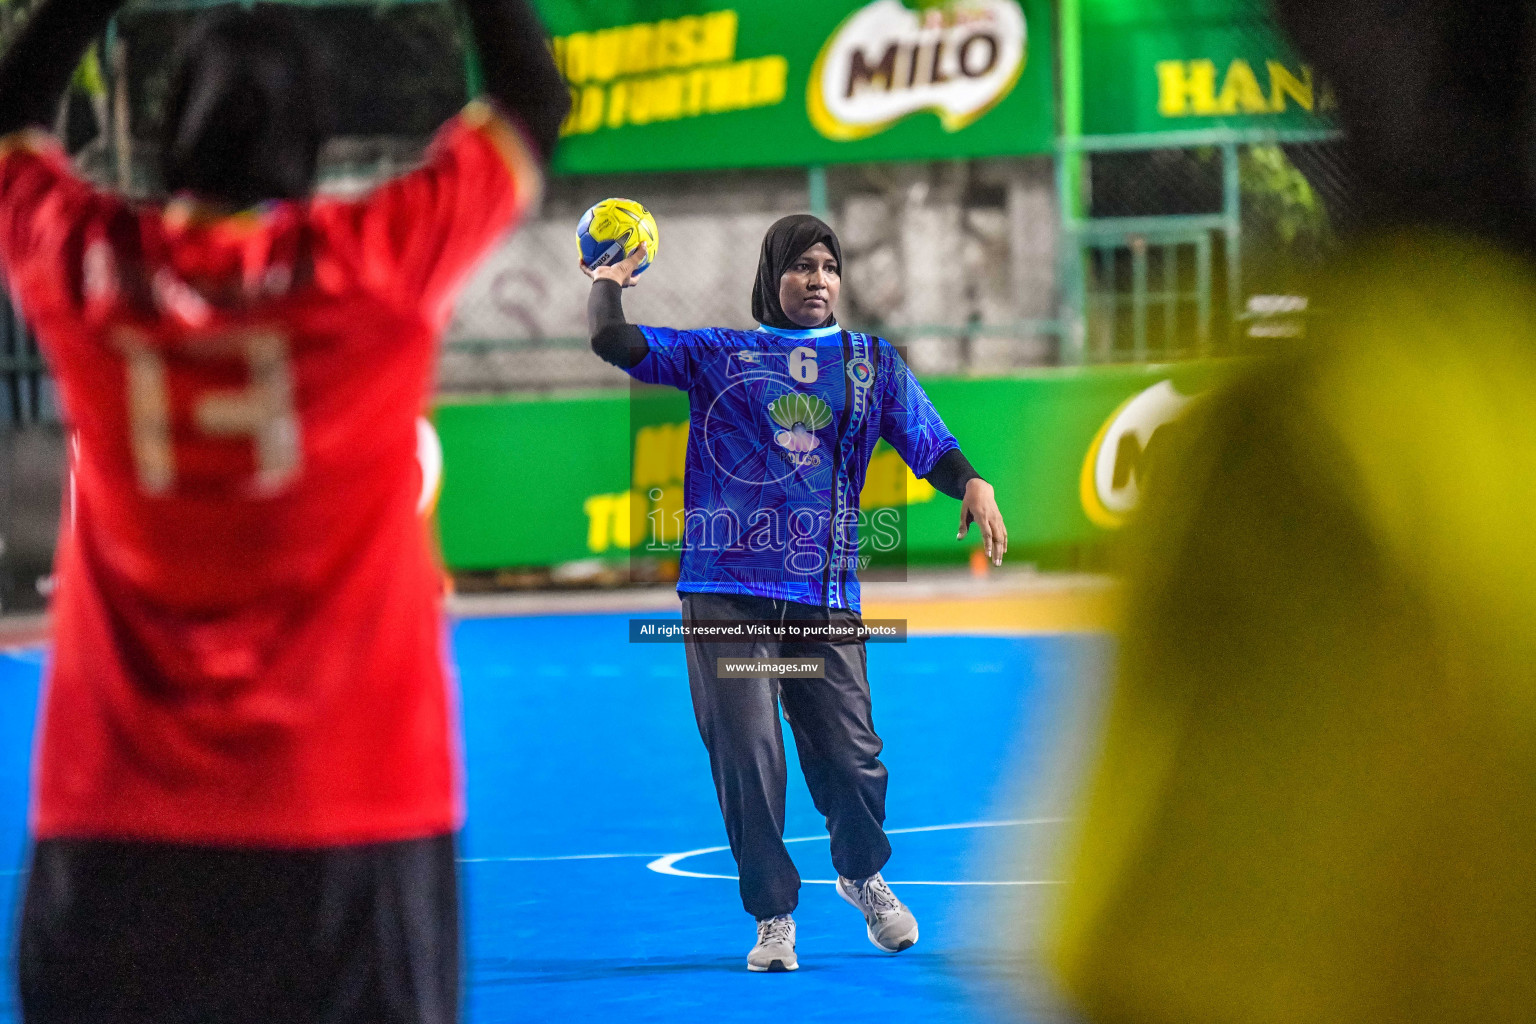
left=583, top=214, right=1006, bottom=973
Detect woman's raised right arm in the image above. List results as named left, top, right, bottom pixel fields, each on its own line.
left=584, top=242, right=649, bottom=370
left=588, top=280, right=648, bottom=369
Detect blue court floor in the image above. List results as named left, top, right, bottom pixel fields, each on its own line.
left=0, top=612, right=1107, bottom=1023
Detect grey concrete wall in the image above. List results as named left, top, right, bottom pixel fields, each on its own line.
left=100, top=140, right=1063, bottom=393
left=434, top=155, right=1062, bottom=393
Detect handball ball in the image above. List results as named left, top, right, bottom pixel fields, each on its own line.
left=576, top=198, right=659, bottom=276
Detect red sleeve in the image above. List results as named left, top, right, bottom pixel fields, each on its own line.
left=0, top=129, right=106, bottom=322
left=326, top=100, right=543, bottom=328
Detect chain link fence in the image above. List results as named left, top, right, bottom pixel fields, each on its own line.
left=5, top=131, right=1347, bottom=407
left=1, top=0, right=1071, bottom=405
left=0, top=0, right=1353, bottom=404
left=1070, top=133, right=1344, bottom=364
left=436, top=155, right=1063, bottom=394
left=0, top=0, right=1358, bottom=607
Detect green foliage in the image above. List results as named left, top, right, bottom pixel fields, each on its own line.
left=1240, top=143, right=1330, bottom=248
left=70, top=45, right=106, bottom=97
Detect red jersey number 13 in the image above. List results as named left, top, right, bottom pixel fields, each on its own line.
left=112, top=327, right=303, bottom=497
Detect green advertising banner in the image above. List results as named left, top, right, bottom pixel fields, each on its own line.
left=1080, top=0, right=1332, bottom=137
left=532, top=0, right=1056, bottom=173
left=434, top=362, right=1226, bottom=572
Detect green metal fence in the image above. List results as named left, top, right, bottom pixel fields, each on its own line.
left=0, top=0, right=1355, bottom=418
left=1057, top=126, right=1341, bottom=365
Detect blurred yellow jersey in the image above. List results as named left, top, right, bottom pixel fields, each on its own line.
left=1049, top=232, right=1536, bottom=1024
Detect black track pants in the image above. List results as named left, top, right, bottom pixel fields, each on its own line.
left=17, top=833, right=459, bottom=1024
left=681, top=592, right=892, bottom=920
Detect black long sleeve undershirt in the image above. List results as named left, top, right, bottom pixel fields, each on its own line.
left=924, top=447, right=982, bottom=501
left=589, top=278, right=649, bottom=369
left=460, top=0, right=570, bottom=164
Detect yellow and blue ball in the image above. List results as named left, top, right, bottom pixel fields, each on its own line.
left=576, top=198, right=659, bottom=276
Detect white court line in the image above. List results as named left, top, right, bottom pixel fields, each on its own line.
left=647, top=817, right=1067, bottom=886
left=0, top=820, right=1069, bottom=880
left=460, top=852, right=665, bottom=864
left=0, top=855, right=665, bottom=877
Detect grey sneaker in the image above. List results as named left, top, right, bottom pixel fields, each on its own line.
left=836, top=872, right=919, bottom=952
left=747, top=913, right=799, bottom=972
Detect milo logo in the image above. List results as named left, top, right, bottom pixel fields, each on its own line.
left=808, top=0, right=1026, bottom=141
left=1080, top=380, right=1192, bottom=529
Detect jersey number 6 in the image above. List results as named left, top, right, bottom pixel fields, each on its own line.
left=788, top=346, right=819, bottom=384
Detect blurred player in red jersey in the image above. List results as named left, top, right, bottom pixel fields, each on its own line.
left=0, top=1, right=568, bottom=1021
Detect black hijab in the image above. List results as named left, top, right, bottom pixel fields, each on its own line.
left=751, top=214, right=843, bottom=330
left=159, top=7, right=330, bottom=209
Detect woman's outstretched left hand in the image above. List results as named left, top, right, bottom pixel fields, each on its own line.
left=958, top=479, right=1008, bottom=566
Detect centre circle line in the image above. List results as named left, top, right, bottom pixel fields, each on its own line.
left=645, top=817, right=1067, bottom=886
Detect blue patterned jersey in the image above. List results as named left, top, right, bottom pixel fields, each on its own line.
left=629, top=321, right=958, bottom=611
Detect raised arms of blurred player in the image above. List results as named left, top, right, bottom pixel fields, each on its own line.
left=0, top=0, right=569, bottom=163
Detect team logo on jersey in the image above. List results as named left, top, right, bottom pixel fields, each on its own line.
left=768, top=392, right=832, bottom=464
left=808, top=0, right=1026, bottom=142
left=1080, top=379, right=1193, bottom=528
left=734, top=349, right=762, bottom=364
left=846, top=358, right=874, bottom=386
